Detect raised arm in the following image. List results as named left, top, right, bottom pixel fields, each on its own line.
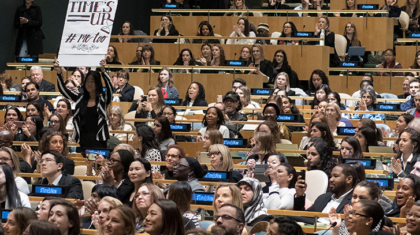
left=55, top=58, right=80, bottom=101
left=100, top=59, right=113, bottom=106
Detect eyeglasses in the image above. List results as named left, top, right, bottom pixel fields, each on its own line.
left=162, top=112, right=174, bottom=116
left=49, top=120, right=59, bottom=124
left=134, top=192, right=150, bottom=199
left=207, top=151, right=221, bottom=157
left=165, top=154, right=179, bottom=159
left=0, top=157, right=11, bottom=162
left=283, top=26, right=291, bottom=29
left=39, top=158, right=56, bottom=164
left=25, top=122, right=35, bottom=126
left=348, top=211, right=369, bottom=218
left=214, top=214, right=242, bottom=223
left=108, top=158, right=122, bottom=164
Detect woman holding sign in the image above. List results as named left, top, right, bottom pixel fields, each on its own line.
left=55, top=58, right=113, bottom=150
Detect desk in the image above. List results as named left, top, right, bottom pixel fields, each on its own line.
left=109, top=42, right=330, bottom=81
left=150, top=16, right=394, bottom=51
left=330, top=0, right=383, bottom=10
left=396, top=46, right=418, bottom=71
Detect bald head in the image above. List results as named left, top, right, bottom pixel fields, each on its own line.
left=0, top=130, right=14, bottom=148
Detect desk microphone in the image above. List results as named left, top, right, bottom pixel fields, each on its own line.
left=184, top=208, right=202, bottom=228
left=321, top=222, right=337, bottom=235
left=233, top=52, right=237, bottom=60
left=302, top=25, right=306, bottom=31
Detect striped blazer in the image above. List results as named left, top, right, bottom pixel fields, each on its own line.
left=57, top=72, right=113, bottom=143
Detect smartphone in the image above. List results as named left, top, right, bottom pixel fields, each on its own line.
left=300, top=170, right=306, bottom=181
left=87, top=153, right=97, bottom=161
left=217, top=95, right=223, bottom=103
left=141, top=95, right=148, bottom=102
left=14, top=121, right=24, bottom=128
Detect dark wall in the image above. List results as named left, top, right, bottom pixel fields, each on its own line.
left=0, top=0, right=156, bottom=72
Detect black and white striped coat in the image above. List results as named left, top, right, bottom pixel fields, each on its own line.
left=57, top=72, right=113, bottom=143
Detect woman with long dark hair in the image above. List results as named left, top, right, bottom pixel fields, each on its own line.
left=264, top=163, right=297, bottom=210
left=193, top=21, right=220, bottom=44
left=210, top=45, right=226, bottom=66
left=153, top=15, right=179, bottom=44
left=55, top=58, right=113, bottom=149
left=401, top=0, right=420, bottom=33
left=277, top=22, right=299, bottom=45
left=4, top=207, right=37, bottom=235
left=133, top=183, right=164, bottom=233
left=391, top=128, right=420, bottom=177
left=355, top=127, right=379, bottom=153
left=173, top=49, right=199, bottom=73
left=343, top=23, right=361, bottom=53
left=0, top=163, right=30, bottom=209
left=199, top=107, right=230, bottom=138
left=139, top=45, right=161, bottom=73
left=26, top=101, right=43, bottom=120
left=153, top=116, right=175, bottom=154
left=134, top=125, right=162, bottom=173
left=182, top=82, right=207, bottom=106
left=133, top=87, right=165, bottom=126
left=14, top=115, right=43, bottom=142
left=145, top=199, right=185, bottom=235
left=226, top=18, right=256, bottom=45
left=306, top=69, right=329, bottom=96
left=167, top=181, right=200, bottom=230
left=105, top=46, right=123, bottom=71
left=118, top=21, right=140, bottom=43
left=306, top=138, right=336, bottom=178
left=127, top=158, right=153, bottom=207
left=197, top=43, right=212, bottom=66
left=48, top=199, right=81, bottom=235
left=339, top=136, right=364, bottom=162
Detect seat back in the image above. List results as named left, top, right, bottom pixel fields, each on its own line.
left=379, top=93, right=398, bottom=104
left=214, top=33, right=224, bottom=44
left=124, top=111, right=136, bottom=127
left=338, top=93, right=352, bottom=106
left=133, top=86, right=144, bottom=100
left=199, top=221, right=214, bottom=230
left=305, top=170, right=329, bottom=202
left=334, top=34, right=348, bottom=61
left=290, top=88, right=308, bottom=106
left=400, top=11, right=410, bottom=31
left=376, top=124, right=391, bottom=137
left=279, top=139, right=293, bottom=144
left=82, top=181, right=96, bottom=201
left=249, top=221, right=269, bottom=235
left=74, top=165, right=87, bottom=176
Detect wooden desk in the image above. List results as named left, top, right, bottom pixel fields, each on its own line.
left=109, top=42, right=330, bottom=82
left=396, top=46, right=419, bottom=71
left=149, top=16, right=394, bottom=51
left=330, top=0, right=383, bottom=10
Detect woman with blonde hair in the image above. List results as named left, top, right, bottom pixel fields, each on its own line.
left=132, top=183, right=164, bottom=233
left=202, top=129, right=224, bottom=152
left=248, top=44, right=274, bottom=81
left=103, top=205, right=136, bottom=235
left=156, top=67, right=179, bottom=99
left=0, top=146, right=29, bottom=194
left=225, top=0, right=249, bottom=16
left=132, top=87, right=165, bottom=125
left=325, top=103, right=346, bottom=135
left=235, top=86, right=261, bottom=109
left=273, top=72, right=295, bottom=96
left=108, top=105, right=135, bottom=142
left=212, top=184, right=243, bottom=213
left=208, top=144, right=243, bottom=182
left=92, top=196, right=123, bottom=233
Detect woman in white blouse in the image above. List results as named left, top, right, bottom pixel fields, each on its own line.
left=198, top=107, right=230, bottom=139
left=0, top=147, right=29, bottom=194
left=264, top=161, right=297, bottom=210
left=108, top=105, right=135, bottom=142
left=226, top=18, right=256, bottom=45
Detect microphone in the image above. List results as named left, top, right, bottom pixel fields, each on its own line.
left=184, top=208, right=202, bottom=228
left=321, top=222, right=337, bottom=235
left=303, top=25, right=306, bottom=31
left=233, top=52, right=237, bottom=60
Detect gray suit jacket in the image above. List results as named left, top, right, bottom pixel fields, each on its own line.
left=407, top=108, right=416, bottom=116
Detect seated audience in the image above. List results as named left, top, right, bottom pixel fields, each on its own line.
left=295, top=164, right=357, bottom=224
left=145, top=199, right=185, bottom=235
left=343, top=23, right=362, bottom=56
left=108, top=106, right=135, bottom=142
left=35, top=151, right=82, bottom=199
left=26, top=101, right=43, bottom=119
left=262, top=103, right=291, bottom=140
left=226, top=18, right=256, bottom=45
left=89, top=196, right=122, bottom=231
left=47, top=114, right=67, bottom=137
left=399, top=76, right=414, bottom=98
left=202, top=129, right=224, bottom=152
left=248, top=44, right=274, bottom=80
left=129, top=46, right=143, bottom=70
left=25, top=81, right=53, bottom=111
left=247, top=131, right=276, bottom=168
left=55, top=99, right=74, bottom=129
left=352, top=89, right=385, bottom=120
left=277, top=22, right=300, bottom=45
left=4, top=207, right=37, bottom=235
left=48, top=199, right=80, bottom=235
left=334, top=0, right=359, bottom=17
left=391, top=128, right=420, bottom=177
left=255, top=23, right=272, bottom=45
left=255, top=121, right=281, bottom=144
left=207, top=144, right=243, bottom=182
left=355, top=127, right=379, bottom=152
left=409, top=51, right=420, bottom=77
left=338, top=136, right=364, bottom=162
left=351, top=80, right=375, bottom=107
left=238, top=47, right=252, bottom=66
left=0, top=147, right=29, bottom=194
left=134, top=125, right=162, bottom=173
left=273, top=72, right=296, bottom=96
left=235, top=86, right=261, bottom=109
left=408, top=92, right=420, bottom=117
left=326, top=104, right=346, bottom=135
left=117, top=21, right=140, bottom=43
left=132, top=87, right=165, bottom=124
left=182, top=82, right=207, bottom=106
left=24, top=220, right=61, bottom=234
left=313, top=16, right=340, bottom=67
left=161, top=145, right=185, bottom=180
left=69, top=69, right=84, bottom=92
left=105, top=46, right=123, bottom=71
left=386, top=174, right=420, bottom=217
left=306, top=138, right=337, bottom=178
left=127, top=159, right=152, bottom=207
left=223, top=91, right=247, bottom=133
left=405, top=201, right=420, bottom=235
left=112, top=70, right=134, bottom=102
left=153, top=15, right=179, bottom=44
left=193, top=21, right=219, bottom=44
left=299, top=0, right=329, bottom=17
left=212, top=204, right=245, bottom=235
left=37, top=197, right=58, bottom=220
left=199, top=106, right=230, bottom=138
left=101, top=149, right=134, bottom=204
left=173, top=157, right=207, bottom=192
left=103, top=205, right=136, bottom=235
left=161, top=105, right=177, bottom=123
left=299, top=113, right=327, bottom=149
left=264, top=163, right=297, bottom=210
left=3, top=107, right=24, bottom=137
left=167, top=181, right=200, bottom=230
left=138, top=45, right=160, bottom=73
left=306, top=69, right=329, bottom=96
left=401, top=2, right=420, bottom=33
left=30, top=66, right=56, bottom=96
left=401, top=78, right=420, bottom=111
left=355, top=118, right=384, bottom=144
left=272, top=50, right=296, bottom=85
left=173, top=49, right=199, bottom=73
left=212, top=184, right=243, bottom=213
left=373, top=48, right=403, bottom=76
left=0, top=162, right=30, bottom=209
left=133, top=183, right=164, bottom=233
left=394, top=113, right=414, bottom=136
left=153, top=116, right=175, bottom=154
left=0, top=73, right=20, bottom=91
left=266, top=216, right=305, bottom=235
left=328, top=92, right=348, bottom=111
left=210, top=45, right=226, bottom=67
left=197, top=43, right=212, bottom=66
left=311, top=84, right=332, bottom=109
left=156, top=67, right=179, bottom=99
left=237, top=178, right=268, bottom=225
left=379, top=0, right=401, bottom=17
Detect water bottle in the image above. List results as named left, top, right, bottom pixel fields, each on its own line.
left=386, top=160, right=393, bottom=177
left=147, top=111, right=153, bottom=127
left=390, top=129, right=396, bottom=137
left=320, top=29, right=325, bottom=46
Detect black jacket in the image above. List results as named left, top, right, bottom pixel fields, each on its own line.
left=39, top=80, right=56, bottom=100
left=252, top=59, right=275, bottom=81
left=113, top=83, right=135, bottom=102
left=35, top=174, right=83, bottom=199
left=14, top=3, right=44, bottom=55
left=117, top=178, right=134, bottom=205
left=181, top=99, right=208, bottom=107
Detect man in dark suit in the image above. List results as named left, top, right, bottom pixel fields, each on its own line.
left=34, top=150, right=83, bottom=199
left=293, top=164, right=358, bottom=224
left=25, top=81, right=53, bottom=111
left=31, top=66, right=56, bottom=100
left=113, top=71, right=135, bottom=102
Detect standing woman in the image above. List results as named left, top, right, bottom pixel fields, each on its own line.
left=248, top=44, right=274, bottom=81
left=313, top=16, right=340, bottom=67
left=273, top=72, right=296, bottom=96
left=134, top=125, right=162, bottom=173
left=210, top=45, right=226, bottom=66
left=226, top=18, right=256, bottom=45
left=343, top=23, right=361, bottom=54
left=182, top=82, right=208, bottom=106
left=14, top=0, right=44, bottom=57
left=373, top=48, right=403, bottom=76
left=153, top=15, right=179, bottom=44
left=156, top=67, right=179, bottom=99
left=55, top=58, right=113, bottom=150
